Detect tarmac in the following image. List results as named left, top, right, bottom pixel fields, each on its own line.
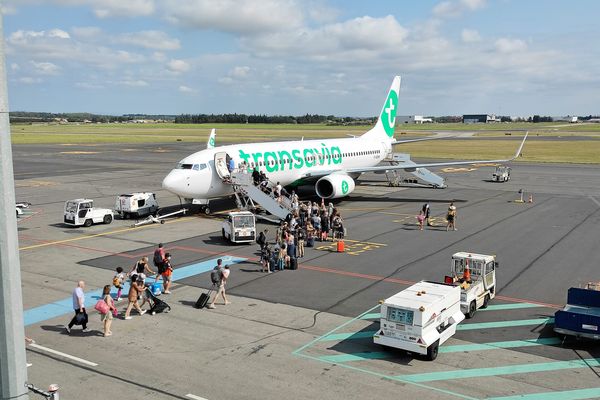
left=12, top=142, right=600, bottom=400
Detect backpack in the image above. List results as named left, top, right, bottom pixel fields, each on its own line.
left=157, top=260, right=167, bottom=274
left=153, top=250, right=163, bottom=267
left=210, top=267, right=222, bottom=285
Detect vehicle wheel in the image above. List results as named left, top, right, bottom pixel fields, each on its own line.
left=103, top=215, right=113, bottom=224
left=466, top=301, right=476, bottom=319
left=426, top=340, right=439, bottom=361
left=482, top=294, right=490, bottom=309
left=84, top=219, right=93, bottom=227
left=204, top=207, right=211, bottom=215
left=16, top=210, right=19, bottom=218
left=222, top=228, right=226, bottom=239
left=160, top=219, right=165, bottom=224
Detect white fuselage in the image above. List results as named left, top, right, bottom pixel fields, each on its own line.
left=162, top=136, right=392, bottom=200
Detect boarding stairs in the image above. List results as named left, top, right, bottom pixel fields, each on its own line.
left=383, top=153, right=447, bottom=188
left=229, top=172, right=293, bottom=223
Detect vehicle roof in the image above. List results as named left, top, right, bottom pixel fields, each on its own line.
left=118, top=192, right=154, bottom=197
left=66, top=199, right=93, bottom=203
left=452, top=252, right=495, bottom=261
left=228, top=211, right=255, bottom=216
left=383, top=281, right=457, bottom=310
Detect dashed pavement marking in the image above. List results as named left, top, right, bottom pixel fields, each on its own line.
left=28, top=343, right=98, bottom=367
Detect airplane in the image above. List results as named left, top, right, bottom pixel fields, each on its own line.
left=162, top=76, right=527, bottom=212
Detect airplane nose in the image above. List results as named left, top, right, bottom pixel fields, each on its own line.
left=162, top=171, right=185, bottom=195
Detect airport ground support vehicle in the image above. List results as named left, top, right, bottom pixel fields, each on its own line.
left=554, top=284, right=600, bottom=340
left=492, top=165, right=511, bottom=182
left=16, top=201, right=31, bottom=217
left=64, top=199, right=113, bottom=227
left=221, top=211, right=256, bottom=243
left=446, top=252, right=497, bottom=318
left=373, top=281, right=465, bottom=361
left=115, top=192, right=159, bottom=219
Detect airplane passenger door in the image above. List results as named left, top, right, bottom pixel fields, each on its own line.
left=214, top=152, right=230, bottom=179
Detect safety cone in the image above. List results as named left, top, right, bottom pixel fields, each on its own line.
left=337, top=239, right=345, bottom=253
left=528, top=194, right=533, bottom=203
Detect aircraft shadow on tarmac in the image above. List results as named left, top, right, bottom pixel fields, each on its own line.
left=347, top=196, right=467, bottom=204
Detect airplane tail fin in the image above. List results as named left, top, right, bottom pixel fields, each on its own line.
left=206, top=128, right=216, bottom=149
left=361, top=76, right=401, bottom=142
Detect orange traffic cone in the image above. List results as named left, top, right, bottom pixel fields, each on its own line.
left=337, top=240, right=345, bottom=253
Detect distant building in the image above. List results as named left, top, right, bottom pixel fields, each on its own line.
left=462, top=114, right=499, bottom=123
left=396, top=115, right=433, bottom=124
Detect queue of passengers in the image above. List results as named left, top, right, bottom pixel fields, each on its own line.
left=257, top=199, right=345, bottom=273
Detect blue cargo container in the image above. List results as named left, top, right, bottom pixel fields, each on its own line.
left=554, top=287, right=600, bottom=340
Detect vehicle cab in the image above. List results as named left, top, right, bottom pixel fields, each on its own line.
left=492, top=165, right=511, bottom=182
left=221, top=211, right=256, bottom=243
left=446, top=252, right=497, bottom=318
left=373, top=281, right=465, bottom=360
left=64, top=199, right=113, bottom=227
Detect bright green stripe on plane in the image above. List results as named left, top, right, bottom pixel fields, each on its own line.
left=440, top=337, right=561, bottom=353
left=487, top=387, right=600, bottom=400
left=319, top=331, right=377, bottom=341
left=457, top=317, right=554, bottom=331
left=359, top=313, right=380, bottom=320
left=480, top=303, right=542, bottom=311
left=319, top=352, right=389, bottom=363
left=397, top=358, right=600, bottom=383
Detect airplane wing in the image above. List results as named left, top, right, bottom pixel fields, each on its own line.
left=300, top=132, right=528, bottom=178
left=348, top=131, right=528, bottom=174
left=391, top=135, right=446, bottom=145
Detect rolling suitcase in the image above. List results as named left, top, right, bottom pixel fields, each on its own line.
left=195, top=287, right=213, bottom=309
left=289, top=257, right=298, bottom=270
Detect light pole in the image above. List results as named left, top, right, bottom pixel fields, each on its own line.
left=0, top=11, right=30, bottom=400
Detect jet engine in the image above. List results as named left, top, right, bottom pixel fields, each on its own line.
left=315, top=173, right=355, bottom=199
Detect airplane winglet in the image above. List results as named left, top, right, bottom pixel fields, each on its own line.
left=511, top=131, right=528, bottom=160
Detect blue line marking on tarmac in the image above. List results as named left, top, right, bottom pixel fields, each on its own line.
left=24, top=256, right=246, bottom=326
left=487, top=387, right=600, bottom=400
left=457, top=317, right=554, bottom=330
left=396, top=358, right=600, bottom=383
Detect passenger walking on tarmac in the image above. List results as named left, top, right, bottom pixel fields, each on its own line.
left=417, top=210, right=425, bottom=230
left=257, top=228, right=268, bottom=251
left=100, top=285, right=116, bottom=337
left=321, top=212, right=330, bottom=241
left=422, top=202, right=432, bottom=227
left=446, top=202, right=457, bottom=231
left=260, top=245, right=272, bottom=273
left=208, top=260, right=230, bottom=308
left=113, top=266, right=126, bottom=301
left=161, top=253, right=174, bottom=294
left=65, top=280, right=89, bottom=334
left=153, top=243, right=165, bottom=283
left=129, top=256, right=155, bottom=282
left=124, top=275, right=146, bottom=319
left=297, top=227, right=306, bottom=257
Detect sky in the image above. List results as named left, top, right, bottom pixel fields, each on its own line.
left=2, top=0, right=600, bottom=117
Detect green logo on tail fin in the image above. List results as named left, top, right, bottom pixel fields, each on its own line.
left=380, top=90, right=398, bottom=138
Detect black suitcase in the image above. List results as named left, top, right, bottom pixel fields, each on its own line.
left=306, top=237, right=314, bottom=247
left=289, top=257, right=298, bottom=270
left=195, top=288, right=213, bottom=309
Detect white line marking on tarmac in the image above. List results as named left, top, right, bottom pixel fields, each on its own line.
left=29, top=344, right=98, bottom=367
left=186, top=394, right=209, bottom=400
left=589, top=196, right=600, bottom=207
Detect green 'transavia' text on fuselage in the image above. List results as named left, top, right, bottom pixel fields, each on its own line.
left=238, top=143, right=342, bottom=173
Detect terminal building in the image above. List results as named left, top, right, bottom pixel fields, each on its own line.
left=462, top=114, right=499, bottom=123
left=396, top=115, right=433, bottom=124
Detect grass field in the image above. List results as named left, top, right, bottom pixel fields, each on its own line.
left=10, top=122, right=600, bottom=163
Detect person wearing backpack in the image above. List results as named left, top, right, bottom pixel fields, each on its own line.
left=208, top=259, right=230, bottom=309
left=153, top=243, right=165, bottom=273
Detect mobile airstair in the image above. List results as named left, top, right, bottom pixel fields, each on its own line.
left=382, top=153, right=447, bottom=188
left=229, top=172, right=294, bottom=223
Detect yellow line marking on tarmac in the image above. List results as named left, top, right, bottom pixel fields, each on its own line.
left=316, top=239, right=387, bottom=256
left=15, top=167, right=109, bottom=177
left=441, top=167, right=478, bottom=173
left=15, top=180, right=58, bottom=188
left=19, top=215, right=197, bottom=251
left=60, top=151, right=99, bottom=154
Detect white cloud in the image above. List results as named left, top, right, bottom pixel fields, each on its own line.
left=495, top=38, right=528, bottom=53
left=218, top=77, right=233, bottom=85
left=461, top=28, right=481, bottom=43
left=164, top=0, right=304, bottom=35
left=18, top=77, right=43, bottom=84
left=76, top=82, right=105, bottom=89
left=116, top=30, right=180, bottom=50
left=166, top=59, right=190, bottom=73
left=30, top=61, right=61, bottom=75
left=231, top=66, right=250, bottom=79
left=71, top=26, right=102, bottom=39
left=179, top=85, right=196, bottom=93
left=119, top=79, right=149, bottom=87
left=92, top=0, right=155, bottom=18
left=433, top=0, right=486, bottom=18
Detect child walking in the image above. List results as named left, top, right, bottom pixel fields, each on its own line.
left=113, top=267, right=126, bottom=301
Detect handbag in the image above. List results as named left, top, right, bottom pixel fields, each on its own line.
left=74, top=311, right=88, bottom=325
left=94, top=299, right=109, bottom=314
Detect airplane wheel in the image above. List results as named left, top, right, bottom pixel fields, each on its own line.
left=103, top=215, right=113, bottom=224
left=84, top=219, right=93, bottom=227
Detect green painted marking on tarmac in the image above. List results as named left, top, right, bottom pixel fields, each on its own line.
left=397, top=358, right=600, bottom=383
left=318, top=352, right=389, bottom=363
left=457, top=317, right=554, bottom=331
left=319, top=330, right=376, bottom=341
left=487, top=387, right=600, bottom=400
left=359, top=313, right=380, bottom=320
left=440, top=337, right=562, bottom=353
left=481, top=303, right=543, bottom=311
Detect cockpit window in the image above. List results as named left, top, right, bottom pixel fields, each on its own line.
left=192, top=164, right=199, bottom=171
left=177, top=163, right=194, bottom=169
left=199, top=163, right=207, bottom=170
